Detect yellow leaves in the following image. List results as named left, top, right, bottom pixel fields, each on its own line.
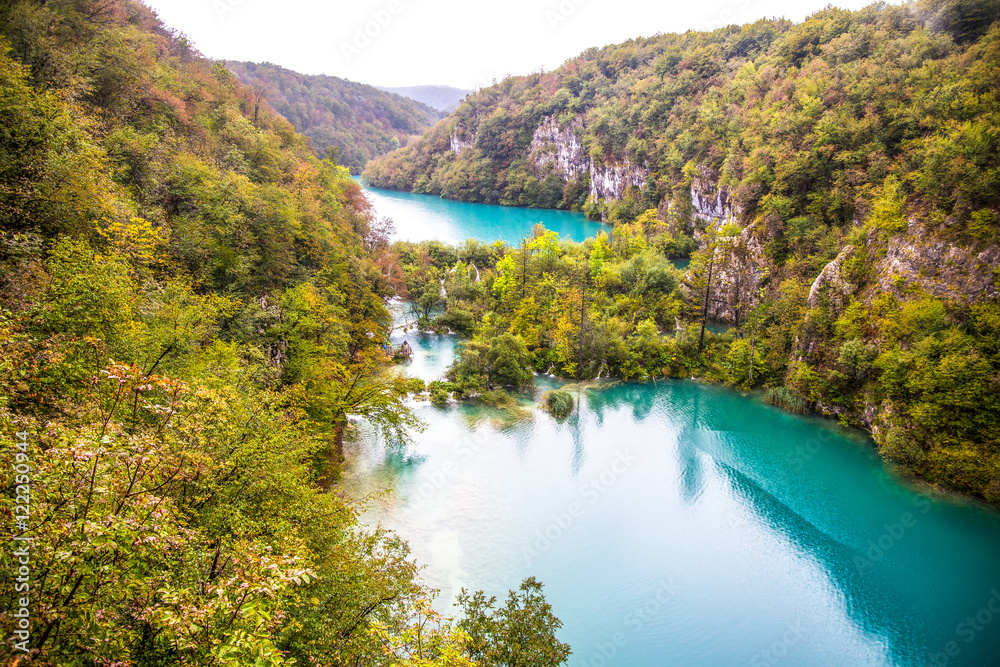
left=508, top=296, right=539, bottom=348
left=868, top=175, right=908, bottom=235
left=492, top=253, right=518, bottom=301
left=528, top=228, right=561, bottom=257
left=589, top=231, right=612, bottom=276
left=98, top=216, right=168, bottom=271
left=613, top=218, right=650, bottom=259
left=0, top=47, right=117, bottom=234
left=292, top=162, right=323, bottom=199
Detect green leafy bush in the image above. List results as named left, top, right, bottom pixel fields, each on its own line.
left=542, top=390, right=575, bottom=418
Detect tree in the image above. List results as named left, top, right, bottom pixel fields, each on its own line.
left=0, top=48, right=113, bottom=236
left=308, top=350, right=424, bottom=462
left=408, top=263, right=446, bottom=324
left=448, top=333, right=533, bottom=392
left=488, top=332, right=534, bottom=389
left=689, top=225, right=719, bottom=353
left=457, top=577, right=571, bottom=667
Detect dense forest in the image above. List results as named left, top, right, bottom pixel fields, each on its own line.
left=226, top=61, right=441, bottom=173
left=376, top=0, right=1000, bottom=506
left=0, top=1, right=569, bottom=664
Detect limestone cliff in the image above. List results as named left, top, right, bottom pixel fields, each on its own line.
left=875, top=219, right=1000, bottom=302
left=807, top=245, right=857, bottom=311
left=527, top=115, right=649, bottom=201
left=707, top=223, right=768, bottom=324
left=682, top=220, right=769, bottom=325
left=450, top=125, right=475, bottom=155
left=528, top=116, right=588, bottom=180
left=589, top=161, right=648, bottom=201
left=690, top=167, right=735, bottom=224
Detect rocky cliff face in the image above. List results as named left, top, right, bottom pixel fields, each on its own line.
left=450, top=125, right=475, bottom=155
left=682, top=221, right=769, bottom=324
left=794, top=221, right=1000, bottom=422
left=589, top=161, right=648, bottom=200
left=807, top=245, right=857, bottom=311
left=706, top=223, right=768, bottom=323
left=528, top=116, right=588, bottom=180
left=527, top=115, right=648, bottom=201
left=691, top=167, right=735, bottom=224
left=793, top=244, right=859, bottom=358
left=876, top=219, right=1000, bottom=302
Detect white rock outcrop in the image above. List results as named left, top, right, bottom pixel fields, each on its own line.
left=449, top=125, right=475, bottom=155
left=527, top=115, right=649, bottom=201
left=528, top=116, right=588, bottom=180
left=589, top=161, right=648, bottom=200
left=691, top=167, right=734, bottom=224
left=808, top=245, right=856, bottom=310
left=877, top=219, right=1000, bottom=301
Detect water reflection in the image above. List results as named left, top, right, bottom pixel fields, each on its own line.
left=347, top=307, right=1000, bottom=667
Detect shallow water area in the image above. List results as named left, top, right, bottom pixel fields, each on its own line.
left=344, top=310, right=1000, bottom=667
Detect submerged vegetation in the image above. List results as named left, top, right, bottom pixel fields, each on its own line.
left=0, top=1, right=567, bottom=664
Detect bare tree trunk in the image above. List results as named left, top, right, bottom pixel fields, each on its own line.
left=698, top=252, right=715, bottom=353
left=252, top=84, right=267, bottom=127
left=577, top=279, right=586, bottom=380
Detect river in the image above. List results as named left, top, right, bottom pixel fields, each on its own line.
left=345, top=183, right=1000, bottom=667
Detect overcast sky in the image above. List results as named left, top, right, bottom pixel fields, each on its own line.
left=143, top=0, right=896, bottom=90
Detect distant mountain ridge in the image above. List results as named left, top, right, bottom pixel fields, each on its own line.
left=226, top=61, right=442, bottom=173
left=377, top=85, right=471, bottom=113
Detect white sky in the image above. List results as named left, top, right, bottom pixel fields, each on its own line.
left=144, top=0, right=897, bottom=90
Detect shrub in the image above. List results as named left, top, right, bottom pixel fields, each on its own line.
left=435, top=307, right=477, bottom=334
left=480, top=389, right=516, bottom=408
left=403, top=377, right=426, bottom=394
left=429, top=380, right=456, bottom=406
left=764, top=386, right=807, bottom=413
left=542, top=390, right=574, bottom=418
left=877, top=425, right=924, bottom=465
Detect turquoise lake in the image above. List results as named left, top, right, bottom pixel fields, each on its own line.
left=356, top=178, right=607, bottom=243
left=346, top=189, right=1000, bottom=666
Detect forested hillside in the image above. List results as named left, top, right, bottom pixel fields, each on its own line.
left=376, top=0, right=1000, bottom=506
left=0, top=1, right=567, bottom=664
left=227, top=61, right=441, bottom=173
